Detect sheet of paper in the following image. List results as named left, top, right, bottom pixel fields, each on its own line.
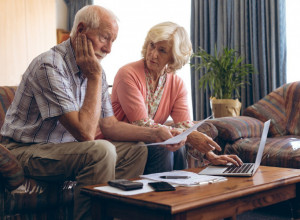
left=145, top=116, right=212, bottom=146
left=140, top=170, right=227, bottom=186
left=93, top=170, right=226, bottom=195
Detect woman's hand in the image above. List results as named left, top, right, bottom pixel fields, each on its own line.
left=187, top=131, right=221, bottom=154
left=205, top=151, right=243, bottom=166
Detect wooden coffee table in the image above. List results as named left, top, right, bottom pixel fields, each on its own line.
left=81, top=166, right=300, bottom=220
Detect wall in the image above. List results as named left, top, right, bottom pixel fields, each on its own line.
left=56, top=0, right=68, bottom=30
left=0, top=0, right=56, bottom=86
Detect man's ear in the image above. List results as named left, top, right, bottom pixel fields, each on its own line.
left=77, top=22, right=85, bottom=34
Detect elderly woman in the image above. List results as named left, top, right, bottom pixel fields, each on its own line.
left=111, top=22, right=242, bottom=174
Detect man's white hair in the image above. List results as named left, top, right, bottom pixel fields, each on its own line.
left=70, top=5, right=118, bottom=37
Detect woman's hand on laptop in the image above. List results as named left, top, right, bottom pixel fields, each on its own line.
left=205, top=151, right=243, bottom=167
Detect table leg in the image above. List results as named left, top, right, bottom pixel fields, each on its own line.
left=291, top=183, right=300, bottom=219
left=91, top=198, right=113, bottom=220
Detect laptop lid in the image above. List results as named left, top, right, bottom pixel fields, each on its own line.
left=199, top=119, right=270, bottom=177
left=252, top=119, right=270, bottom=173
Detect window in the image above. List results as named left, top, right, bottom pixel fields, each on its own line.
left=286, top=1, right=300, bottom=83
left=94, top=0, right=192, bottom=115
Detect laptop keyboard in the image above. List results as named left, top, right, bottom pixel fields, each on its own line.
left=223, top=163, right=253, bottom=174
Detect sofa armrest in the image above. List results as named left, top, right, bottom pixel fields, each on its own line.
left=195, top=121, right=218, bottom=140
left=209, top=116, right=264, bottom=142
left=0, top=144, right=24, bottom=190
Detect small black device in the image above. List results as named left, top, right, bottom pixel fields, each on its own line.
left=108, top=179, right=143, bottom=191
left=148, top=181, right=176, bottom=192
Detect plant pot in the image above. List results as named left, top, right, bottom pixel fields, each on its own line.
left=210, top=97, right=241, bottom=118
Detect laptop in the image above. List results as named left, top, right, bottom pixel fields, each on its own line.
left=199, top=120, right=270, bottom=177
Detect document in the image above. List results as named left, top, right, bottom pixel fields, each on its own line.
left=140, top=170, right=227, bottom=186
left=144, top=116, right=212, bottom=146
left=93, top=170, right=227, bottom=196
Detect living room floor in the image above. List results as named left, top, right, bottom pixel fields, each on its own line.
left=236, top=201, right=294, bottom=220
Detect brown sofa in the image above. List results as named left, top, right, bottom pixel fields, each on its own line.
left=208, top=81, right=300, bottom=169
left=0, top=86, right=75, bottom=219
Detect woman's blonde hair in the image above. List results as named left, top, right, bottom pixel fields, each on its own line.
left=141, top=21, right=193, bottom=72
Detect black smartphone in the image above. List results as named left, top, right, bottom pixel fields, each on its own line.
left=108, top=179, right=143, bottom=191
left=148, top=182, right=176, bottom=192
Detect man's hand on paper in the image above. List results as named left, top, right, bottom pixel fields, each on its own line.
left=187, top=131, right=222, bottom=153
left=164, top=129, right=186, bottom=152
left=205, top=151, right=243, bottom=166
left=165, top=130, right=186, bottom=152
left=146, top=120, right=208, bottom=147
left=153, top=127, right=186, bottom=152
left=154, top=127, right=174, bottom=142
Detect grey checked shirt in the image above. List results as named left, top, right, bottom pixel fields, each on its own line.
left=0, top=39, right=114, bottom=143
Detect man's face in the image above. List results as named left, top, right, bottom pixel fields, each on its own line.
left=83, top=18, right=118, bottom=61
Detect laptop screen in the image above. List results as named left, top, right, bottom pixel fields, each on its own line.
left=253, top=120, right=270, bottom=171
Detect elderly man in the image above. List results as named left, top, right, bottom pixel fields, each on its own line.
left=0, top=5, right=185, bottom=220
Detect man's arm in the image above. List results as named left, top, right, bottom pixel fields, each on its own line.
left=59, top=33, right=102, bottom=141
left=100, top=116, right=186, bottom=152
left=59, top=77, right=101, bottom=141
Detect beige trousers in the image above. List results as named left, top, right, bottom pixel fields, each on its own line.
left=2, top=139, right=148, bottom=220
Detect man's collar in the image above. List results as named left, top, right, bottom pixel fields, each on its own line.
left=65, top=38, right=80, bottom=76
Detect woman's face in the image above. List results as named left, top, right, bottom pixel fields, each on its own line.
left=145, top=40, right=173, bottom=74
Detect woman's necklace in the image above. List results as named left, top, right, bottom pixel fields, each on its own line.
left=144, top=64, right=167, bottom=119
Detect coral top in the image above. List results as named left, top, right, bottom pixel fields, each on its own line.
left=111, top=59, right=191, bottom=124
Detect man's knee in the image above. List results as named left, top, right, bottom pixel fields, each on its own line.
left=86, top=140, right=117, bottom=165
left=133, top=142, right=148, bottom=160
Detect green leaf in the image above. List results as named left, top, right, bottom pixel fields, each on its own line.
left=191, top=45, right=257, bottom=99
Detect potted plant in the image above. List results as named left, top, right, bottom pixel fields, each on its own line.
left=192, top=46, right=256, bottom=118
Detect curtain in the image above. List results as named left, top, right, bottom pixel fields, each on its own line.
left=190, top=0, right=286, bottom=120
left=64, top=0, right=94, bottom=31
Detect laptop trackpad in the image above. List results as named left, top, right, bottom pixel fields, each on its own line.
left=199, top=166, right=228, bottom=175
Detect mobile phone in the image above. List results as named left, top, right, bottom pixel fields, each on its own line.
left=148, top=182, right=176, bottom=192
left=108, top=179, right=143, bottom=191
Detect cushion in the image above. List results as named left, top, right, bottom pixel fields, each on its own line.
left=285, top=82, right=300, bottom=135
left=224, top=135, right=300, bottom=169
left=210, top=116, right=264, bottom=142
left=0, top=86, right=17, bottom=141
left=0, top=144, right=24, bottom=190
left=196, top=121, right=218, bottom=139
left=243, top=81, right=300, bottom=136
left=4, top=178, right=75, bottom=214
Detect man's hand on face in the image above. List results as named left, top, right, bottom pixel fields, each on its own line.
left=75, top=33, right=102, bottom=80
